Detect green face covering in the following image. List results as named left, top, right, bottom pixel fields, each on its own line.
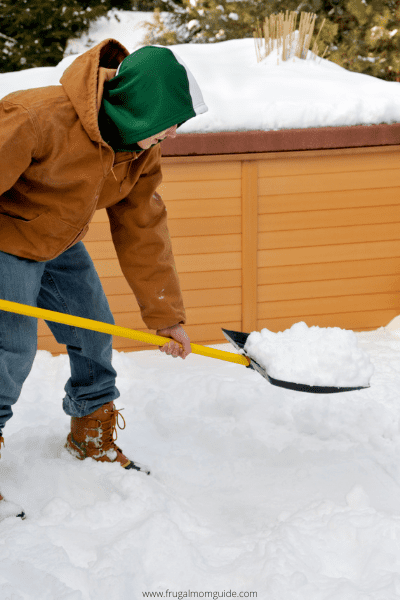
left=99, top=45, right=208, bottom=153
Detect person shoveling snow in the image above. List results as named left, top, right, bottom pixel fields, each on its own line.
left=0, top=39, right=207, bottom=519
left=244, top=322, right=374, bottom=389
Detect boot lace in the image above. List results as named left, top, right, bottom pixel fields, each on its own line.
left=97, top=406, right=126, bottom=452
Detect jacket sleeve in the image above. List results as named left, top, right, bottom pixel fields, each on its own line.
left=0, top=99, right=39, bottom=197
left=106, top=145, right=186, bottom=331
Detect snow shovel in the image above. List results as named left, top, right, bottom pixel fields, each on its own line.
left=222, top=328, right=370, bottom=394
left=0, top=300, right=368, bottom=394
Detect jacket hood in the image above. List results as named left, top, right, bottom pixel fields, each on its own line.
left=60, top=39, right=129, bottom=145
left=99, top=44, right=208, bottom=152
left=60, top=40, right=208, bottom=153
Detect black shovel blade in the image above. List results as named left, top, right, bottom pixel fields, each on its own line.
left=222, top=328, right=369, bottom=394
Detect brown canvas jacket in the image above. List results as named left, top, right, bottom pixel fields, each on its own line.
left=0, top=39, right=186, bottom=331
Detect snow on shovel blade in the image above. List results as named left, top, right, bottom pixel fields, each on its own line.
left=221, top=328, right=369, bottom=394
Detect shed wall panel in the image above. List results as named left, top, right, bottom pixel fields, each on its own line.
left=37, top=145, right=400, bottom=355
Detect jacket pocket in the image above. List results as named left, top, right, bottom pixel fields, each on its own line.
left=0, top=211, right=83, bottom=261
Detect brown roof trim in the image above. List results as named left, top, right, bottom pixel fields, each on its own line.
left=160, top=124, right=400, bottom=156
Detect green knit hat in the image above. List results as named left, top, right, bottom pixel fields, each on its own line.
left=99, top=45, right=208, bottom=152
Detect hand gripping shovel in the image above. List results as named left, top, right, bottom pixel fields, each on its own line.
left=0, top=300, right=368, bottom=394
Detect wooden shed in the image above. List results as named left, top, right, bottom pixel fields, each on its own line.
left=38, top=124, right=400, bottom=354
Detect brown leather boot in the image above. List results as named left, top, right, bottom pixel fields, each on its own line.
left=65, top=401, right=150, bottom=474
left=0, top=437, right=26, bottom=520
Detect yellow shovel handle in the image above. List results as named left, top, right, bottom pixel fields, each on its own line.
left=0, top=299, right=250, bottom=367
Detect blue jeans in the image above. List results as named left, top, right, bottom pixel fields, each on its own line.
left=0, top=242, right=120, bottom=435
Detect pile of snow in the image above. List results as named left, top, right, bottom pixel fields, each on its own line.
left=2, top=11, right=400, bottom=133
left=244, top=321, right=374, bottom=387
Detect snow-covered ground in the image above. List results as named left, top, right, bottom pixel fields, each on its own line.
left=3, top=328, right=400, bottom=599
left=2, top=9, right=400, bottom=600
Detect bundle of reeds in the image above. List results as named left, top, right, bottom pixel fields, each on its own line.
left=254, top=10, right=328, bottom=65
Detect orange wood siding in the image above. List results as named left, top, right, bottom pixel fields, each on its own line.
left=37, top=144, right=400, bottom=354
